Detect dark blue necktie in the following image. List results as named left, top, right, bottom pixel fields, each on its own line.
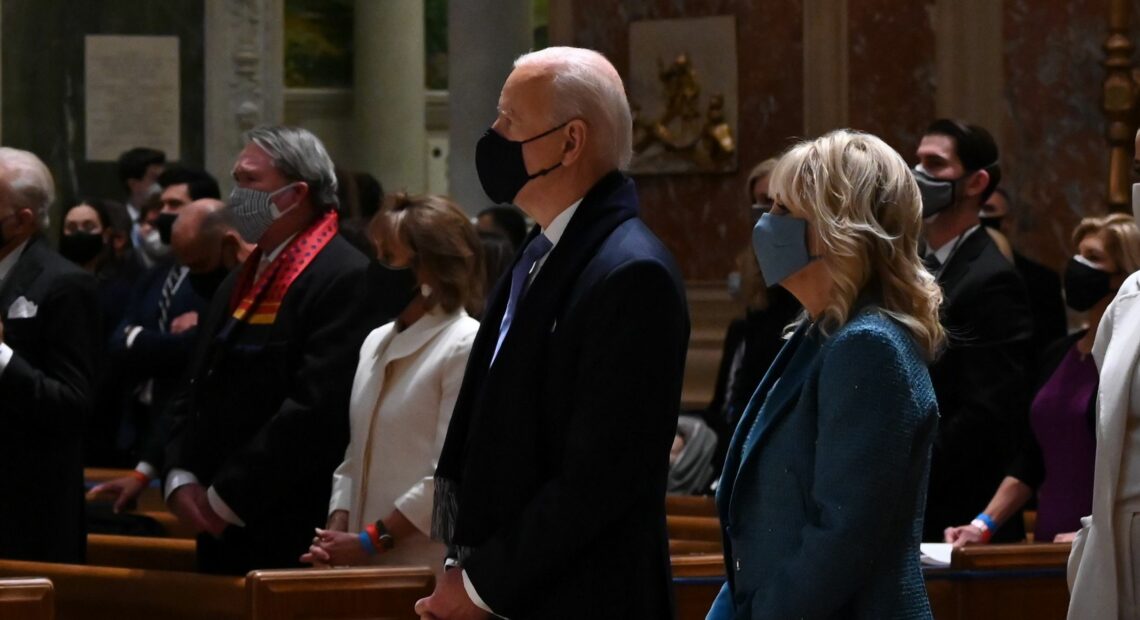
left=493, top=234, right=554, bottom=363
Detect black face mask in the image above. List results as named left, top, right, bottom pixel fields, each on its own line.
left=979, top=215, right=1004, bottom=231
left=373, top=260, right=420, bottom=321
left=475, top=122, right=569, bottom=204
left=187, top=266, right=229, bottom=301
left=912, top=168, right=958, bottom=218
left=155, top=212, right=178, bottom=245
left=60, top=231, right=105, bottom=265
left=1064, top=255, right=1113, bottom=311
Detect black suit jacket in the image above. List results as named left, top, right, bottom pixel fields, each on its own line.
left=925, top=227, right=1033, bottom=541
left=165, top=233, right=384, bottom=573
left=0, top=236, right=98, bottom=562
left=110, top=261, right=208, bottom=410
left=1013, top=251, right=1067, bottom=365
left=435, top=172, right=690, bottom=618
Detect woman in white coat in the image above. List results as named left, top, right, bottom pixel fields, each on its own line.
left=301, top=194, right=482, bottom=575
left=1067, top=185, right=1140, bottom=620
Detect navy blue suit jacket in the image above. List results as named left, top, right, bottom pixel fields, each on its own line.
left=435, top=172, right=690, bottom=618
left=110, top=261, right=208, bottom=409
left=709, top=310, right=937, bottom=620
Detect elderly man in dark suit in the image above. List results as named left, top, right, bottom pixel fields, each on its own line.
left=0, top=147, right=98, bottom=563
left=914, top=119, right=1033, bottom=543
left=415, top=47, right=690, bottom=619
left=163, top=127, right=389, bottom=574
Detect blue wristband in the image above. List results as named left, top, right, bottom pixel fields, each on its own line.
left=974, top=513, right=997, bottom=532
left=358, top=530, right=377, bottom=555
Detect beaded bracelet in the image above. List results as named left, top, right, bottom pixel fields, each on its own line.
left=971, top=513, right=996, bottom=543
left=365, top=523, right=382, bottom=552
left=358, top=530, right=377, bottom=555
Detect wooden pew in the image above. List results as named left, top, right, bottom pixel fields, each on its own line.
left=926, top=543, right=1070, bottom=620
left=666, top=515, right=722, bottom=543
left=0, top=577, right=54, bottom=620
left=0, top=559, right=245, bottom=620
left=666, top=494, right=717, bottom=517
left=672, top=553, right=725, bottom=620
left=0, top=560, right=435, bottom=620
left=247, top=567, right=434, bottom=619
left=87, top=534, right=196, bottom=571
left=670, top=544, right=1071, bottom=620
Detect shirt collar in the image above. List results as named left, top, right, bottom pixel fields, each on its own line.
left=540, top=198, right=583, bottom=249
left=262, top=233, right=298, bottom=264
left=930, top=224, right=980, bottom=265
left=0, top=239, right=30, bottom=283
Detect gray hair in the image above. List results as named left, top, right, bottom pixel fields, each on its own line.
left=514, top=47, right=633, bottom=169
left=244, top=126, right=339, bottom=209
left=0, top=147, right=54, bottom=229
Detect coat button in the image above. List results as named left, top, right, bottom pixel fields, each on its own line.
left=735, top=558, right=741, bottom=571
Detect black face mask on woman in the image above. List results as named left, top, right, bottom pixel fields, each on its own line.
left=373, top=260, right=420, bottom=319
left=60, top=231, right=105, bottom=265
left=1064, top=255, right=1114, bottom=311
left=475, top=122, right=569, bottom=204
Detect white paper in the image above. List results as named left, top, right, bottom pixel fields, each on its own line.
left=85, top=35, right=180, bottom=161
left=920, top=542, right=954, bottom=567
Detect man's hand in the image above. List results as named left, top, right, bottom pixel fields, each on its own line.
left=414, top=567, right=489, bottom=620
left=87, top=475, right=147, bottom=513
left=193, top=490, right=229, bottom=538
left=944, top=524, right=987, bottom=547
left=167, top=483, right=212, bottom=535
left=170, top=311, right=199, bottom=334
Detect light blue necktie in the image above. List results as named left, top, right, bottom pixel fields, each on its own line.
left=493, top=234, right=554, bottom=363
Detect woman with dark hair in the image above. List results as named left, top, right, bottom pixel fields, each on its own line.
left=302, top=194, right=482, bottom=576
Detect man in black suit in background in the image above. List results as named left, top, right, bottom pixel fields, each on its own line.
left=416, top=47, right=689, bottom=619
left=163, top=127, right=387, bottom=574
left=0, top=147, right=98, bottom=562
left=914, top=120, right=1033, bottom=543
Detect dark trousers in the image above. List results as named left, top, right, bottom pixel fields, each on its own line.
left=196, top=524, right=308, bottom=575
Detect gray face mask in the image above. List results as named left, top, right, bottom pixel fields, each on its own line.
left=140, top=227, right=170, bottom=261
left=228, top=184, right=297, bottom=243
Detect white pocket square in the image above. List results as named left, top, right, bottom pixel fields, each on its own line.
left=7, top=296, right=38, bottom=319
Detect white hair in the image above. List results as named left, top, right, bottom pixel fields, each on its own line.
left=514, top=47, right=633, bottom=169
left=0, top=147, right=54, bottom=229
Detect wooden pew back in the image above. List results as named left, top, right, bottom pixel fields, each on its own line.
left=0, top=577, right=54, bottom=620
left=247, top=567, right=434, bottom=619
left=0, top=560, right=245, bottom=620
left=87, top=534, right=196, bottom=572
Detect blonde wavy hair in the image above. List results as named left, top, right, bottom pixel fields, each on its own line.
left=768, top=129, right=946, bottom=360
left=1071, top=213, right=1140, bottom=274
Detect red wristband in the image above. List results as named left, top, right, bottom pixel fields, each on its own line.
left=129, top=470, right=151, bottom=484
left=365, top=523, right=382, bottom=551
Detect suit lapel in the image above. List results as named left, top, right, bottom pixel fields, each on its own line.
left=0, top=238, right=44, bottom=312
left=717, top=323, right=813, bottom=513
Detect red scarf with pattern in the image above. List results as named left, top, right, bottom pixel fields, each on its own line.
left=228, top=211, right=339, bottom=325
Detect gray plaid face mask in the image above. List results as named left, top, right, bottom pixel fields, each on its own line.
left=228, top=184, right=296, bottom=243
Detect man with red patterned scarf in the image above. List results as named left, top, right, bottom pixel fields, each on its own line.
left=163, top=126, right=393, bottom=574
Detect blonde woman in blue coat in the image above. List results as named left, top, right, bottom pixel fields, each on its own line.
left=708, top=129, right=945, bottom=619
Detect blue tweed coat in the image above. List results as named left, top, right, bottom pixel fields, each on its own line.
left=708, top=309, right=937, bottom=619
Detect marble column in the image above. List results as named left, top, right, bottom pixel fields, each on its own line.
left=802, top=0, right=849, bottom=138
left=354, top=0, right=426, bottom=194
left=448, top=1, right=532, bottom=212
left=204, top=0, right=285, bottom=194
left=933, top=0, right=1003, bottom=133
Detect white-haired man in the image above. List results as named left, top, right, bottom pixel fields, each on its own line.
left=0, top=147, right=99, bottom=563
left=162, top=126, right=399, bottom=574
left=418, top=47, right=689, bottom=619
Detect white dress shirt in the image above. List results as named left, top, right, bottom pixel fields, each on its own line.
left=928, top=224, right=980, bottom=268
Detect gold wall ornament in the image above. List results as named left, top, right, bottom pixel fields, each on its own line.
left=628, top=16, right=738, bottom=175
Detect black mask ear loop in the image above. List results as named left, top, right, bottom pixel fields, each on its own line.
left=521, top=121, right=571, bottom=180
